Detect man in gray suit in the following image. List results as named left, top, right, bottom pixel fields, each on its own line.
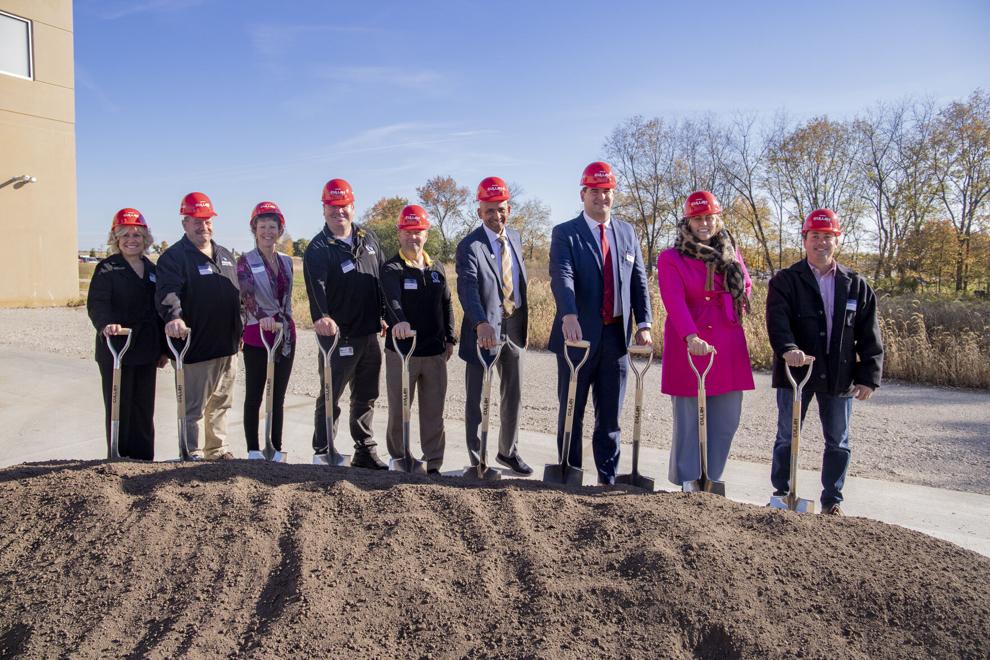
left=455, top=176, right=532, bottom=475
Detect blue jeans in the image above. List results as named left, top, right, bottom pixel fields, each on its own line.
left=771, top=387, right=852, bottom=507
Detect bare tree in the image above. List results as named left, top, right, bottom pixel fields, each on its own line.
left=722, top=113, right=776, bottom=273
left=604, top=115, right=678, bottom=277
left=417, top=175, right=471, bottom=261
left=510, top=198, right=552, bottom=261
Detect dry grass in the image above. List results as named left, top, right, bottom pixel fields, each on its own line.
left=111, top=262, right=987, bottom=389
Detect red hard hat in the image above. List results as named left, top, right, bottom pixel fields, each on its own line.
left=180, top=192, right=217, bottom=218
left=802, top=208, right=842, bottom=235
left=112, top=208, right=147, bottom=229
left=684, top=191, right=722, bottom=219
left=250, top=201, right=285, bottom=228
left=397, top=204, right=430, bottom=231
left=322, top=178, right=355, bottom=206
left=477, top=176, right=510, bottom=203
left=580, top=161, right=617, bottom=189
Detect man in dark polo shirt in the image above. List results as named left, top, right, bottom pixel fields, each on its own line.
left=303, top=178, right=389, bottom=469
left=380, top=205, right=456, bottom=475
left=156, top=191, right=242, bottom=460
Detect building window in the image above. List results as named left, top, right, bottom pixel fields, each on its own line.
left=0, top=10, right=33, bottom=80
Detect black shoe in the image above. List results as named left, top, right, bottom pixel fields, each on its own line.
left=427, top=468, right=441, bottom=476
left=352, top=449, right=388, bottom=470
left=597, top=476, right=615, bottom=486
left=496, top=453, right=533, bottom=476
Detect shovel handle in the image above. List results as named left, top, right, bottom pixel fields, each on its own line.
left=259, top=321, right=285, bottom=357
left=167, top=328, right=192, bottom=366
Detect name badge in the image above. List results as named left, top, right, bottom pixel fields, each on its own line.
left=845, top=300, right=858, bottom=311
left=339, top=346, right=354, bottom=357
left=625, top=253, right=634, bottom=263
left=366, top=246, right=376, bottom=255
left=198, top=264, right=213, bottom=276
left=148, top=273, right=156, bottom=283
left=251, top=265, right=266, bottom=274
left=404, top=278, right=418, bottom=290
left=341, top=260, right=356, bottom=274
left=220, top=258, right=233, bottom=267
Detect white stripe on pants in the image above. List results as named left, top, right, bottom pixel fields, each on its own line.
left=667, top=390, right=743, bottom=485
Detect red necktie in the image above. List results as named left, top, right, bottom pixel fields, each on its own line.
left=600, top=223, right=614, bottom=322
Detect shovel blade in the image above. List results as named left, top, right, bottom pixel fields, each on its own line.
left=769, top=494, right=816, bottom=513
left=462, top=465, right=501, bottom=481
left=313, top=451, right=351, bottom=467
left=389, top=456, right=427, bottom=474
left=615, top=473, right=655, bottom=491
left=704, top=479, right=727, bottom=497
left=543, top=463, right=584, bottom=487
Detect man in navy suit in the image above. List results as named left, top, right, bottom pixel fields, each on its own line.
left=549, top=161, right=653, bottom=484
left=455, top=176, right=532, bottom=475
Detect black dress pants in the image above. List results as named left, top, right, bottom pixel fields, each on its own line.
left=242, top=343, right=295, bottom=452
left=98, top=359, right=157, bottom=460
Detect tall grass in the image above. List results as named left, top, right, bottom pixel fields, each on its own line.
left=253, top=262, right=990, bottom=389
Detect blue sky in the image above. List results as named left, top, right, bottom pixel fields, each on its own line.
left=73, top=0, right=990, bottom=251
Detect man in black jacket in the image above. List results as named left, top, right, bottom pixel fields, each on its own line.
left=303, top=178, right=388, bottom=469
left=156, top=192, right=242, bottom=460
left=766, top=209, right=884, bottom=515
left=380, top=205, right=456, bottom=474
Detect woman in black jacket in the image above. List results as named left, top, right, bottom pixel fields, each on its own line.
left=87, top=208, right=167, bottom=460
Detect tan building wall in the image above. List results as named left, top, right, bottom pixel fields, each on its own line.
left=0, top=0, right=77, bottom=306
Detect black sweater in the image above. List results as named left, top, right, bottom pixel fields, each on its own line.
left=380, top=253, right=456, bottom=356
left=87, top=254, right=166, bottom=366
left=155, top=236, right=242, bottom=364
left=303, top=224, right=385, bottom=338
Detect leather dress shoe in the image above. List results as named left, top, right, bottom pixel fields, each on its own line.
left=352, top=449, right=388, bottom=470
left=496, top=453, right=533, bottom=476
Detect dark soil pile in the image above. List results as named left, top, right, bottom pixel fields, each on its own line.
left=0, top=461, right=987, bottom=659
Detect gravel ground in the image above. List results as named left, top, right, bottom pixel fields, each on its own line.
left=7, top=307, right=990, bottom=494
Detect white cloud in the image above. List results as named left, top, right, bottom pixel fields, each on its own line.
left=90, top=0, right=208, bottom=20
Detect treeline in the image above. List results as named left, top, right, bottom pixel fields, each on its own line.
left=605, top=90, right=990, bottom=294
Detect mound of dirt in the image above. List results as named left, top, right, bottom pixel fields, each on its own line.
left=0, top=461, right=987, bottom=658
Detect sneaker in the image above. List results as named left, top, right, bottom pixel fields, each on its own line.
left=313, top=452, right=329, bottom=465
left=496, top=453, right=534, bottom=476
left=272, top=450, right=287, bottom=463
left=215, top=452, right=236, bottom=461
left=352, top=449, right=388, bottom=470
left=247, top=450, right=265, bottom=460
left=824, top=504, right=844, bottom=516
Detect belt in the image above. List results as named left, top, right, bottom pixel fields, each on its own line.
left=602, top=315, right=622, bottom=326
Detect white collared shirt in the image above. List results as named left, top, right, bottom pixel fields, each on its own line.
left=482, top=225, right=522, bottom=308
left=583, top=212, right=621, bottom=317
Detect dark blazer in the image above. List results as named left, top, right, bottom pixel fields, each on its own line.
left=766, top=259, right=883, bottom=394
left=548, top=214, right=652, bottom=354
left=455, top=225, right=528, bottom=365
left=87, top=253, right=166, bottom=366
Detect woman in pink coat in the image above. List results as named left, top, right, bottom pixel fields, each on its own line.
left=657, top=190, right=754, bottom=489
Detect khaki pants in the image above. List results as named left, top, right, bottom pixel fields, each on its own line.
left=182, top=355, right=236, bottom=459
left=385, top=351, right=447, bottom=471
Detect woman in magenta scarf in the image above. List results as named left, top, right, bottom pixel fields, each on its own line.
left=657, top=190, right=754, bottom=490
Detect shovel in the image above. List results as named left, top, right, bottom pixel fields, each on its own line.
left=615, top=344, right=655, bottom=491
left=315, top=333, right=351, bottom=467
left=105, top=327, right=133, bottom=461
left=389, top=330, right=427, bottom=474
left=543, top=339, right=591, bottom=487
left=259, top=322, right=286, bottom=462
left=462, top=339, right=505, bottom=481
left=769, top=359, right=817, bottom=513
left=166, top=329, right=194, bottom=461
left=683, top=347, right=725, bottom=496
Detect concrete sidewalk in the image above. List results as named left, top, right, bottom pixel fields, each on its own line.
left=3, top=346, right=988, bottom=557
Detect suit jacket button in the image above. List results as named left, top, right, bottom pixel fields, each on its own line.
left=819, top=331, right=826, bottom=336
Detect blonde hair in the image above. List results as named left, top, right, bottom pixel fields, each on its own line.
left=107, top=225, right=154, bottom=255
